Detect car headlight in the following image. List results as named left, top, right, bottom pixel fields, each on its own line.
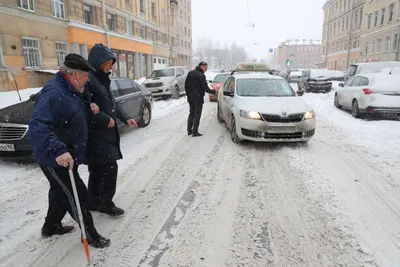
left=304, top=110, right=315, bottom=120
left=240, top=110, right=262, bottom=120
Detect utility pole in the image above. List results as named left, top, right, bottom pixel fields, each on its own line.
left=346, top=0, right=355, bottom=69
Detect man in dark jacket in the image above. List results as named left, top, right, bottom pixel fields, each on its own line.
left=29, top=54, right=110, bottom=248
left=84, top=44, right=136, bottom=217
left=185, top=61, right=216, bottom=137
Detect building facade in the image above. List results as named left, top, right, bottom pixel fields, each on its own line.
left=276, top=42, right=322, bottom=70
left=360, top=0, right=400, bottom=62
left=0, top=0, right=191, bottom=91
left=321, top=0, right=365, bottom=71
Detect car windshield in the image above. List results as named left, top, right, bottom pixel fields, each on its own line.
left=346, top=65, right=357, bottom=76
left=213, top=74, right=230, bottom=83
left=149, top=69, right=175, bottom=78
left=236, top=79, right=296, bottom=97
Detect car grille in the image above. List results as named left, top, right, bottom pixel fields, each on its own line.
left=145, top=83, right=163, bottom=88
left=241, top=128, right=315, bottom=139
left=261, top=113, right=304, bottom=123
left=0, top=123, right=29, bottom=141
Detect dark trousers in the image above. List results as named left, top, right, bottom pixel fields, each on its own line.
left=40, top=165, right=99, bottom=240
left=88, top=161, right=118, bottom=208
left=187, top=101, right=203, bottom=133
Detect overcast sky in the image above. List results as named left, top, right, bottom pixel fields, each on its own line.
left=192, top=0, right=327, bottom=59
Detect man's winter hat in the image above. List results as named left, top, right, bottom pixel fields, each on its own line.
left=198, top=61, right=208, bottom=67
left=64, top=53, right=95, bottom=73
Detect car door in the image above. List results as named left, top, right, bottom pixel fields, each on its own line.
left=299, top=70, right=309, bottom=89
left=129, top=80, right=144, bottom=119
left=337, top=76, right=353, bottom=107
left=221, top=77, right=232, bottom=120
left=177, top=68, right=185, bottom=90
left=109, top=80, right=124, bottom=126
left=115, top=78, right=141, bottom=122
left=343, top=77, right=361, bottom=107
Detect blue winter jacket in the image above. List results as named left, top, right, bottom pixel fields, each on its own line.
left=29, top=72, right=88, bottom=167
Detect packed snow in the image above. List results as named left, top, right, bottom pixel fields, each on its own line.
left=0, top=87, right=42, bottom=109
left=0, top=84, right=399, bottom=267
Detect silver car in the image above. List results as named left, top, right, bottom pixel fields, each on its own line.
left=142, top=66, right=190, bottom=99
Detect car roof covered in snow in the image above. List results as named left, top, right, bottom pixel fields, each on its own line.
left=233, top=73, right=283, bottom=80
left=353, top=73, right=400, bottom=85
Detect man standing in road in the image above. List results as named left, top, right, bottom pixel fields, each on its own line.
left=185, top=61, right=216, bottom=137
left=84, top=44, right=136, bottom=217
left=29, top=54, right=110, bottom=248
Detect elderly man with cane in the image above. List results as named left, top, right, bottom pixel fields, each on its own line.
left=29, top=53, right=110, bottom=249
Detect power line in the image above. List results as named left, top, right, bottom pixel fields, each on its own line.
left=245, top=0, right=256, bottom=45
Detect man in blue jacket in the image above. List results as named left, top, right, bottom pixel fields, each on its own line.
left=29, top=54, right=110, bottom=248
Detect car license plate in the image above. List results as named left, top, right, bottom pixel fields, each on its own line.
left=267, top=126, right=296, bottom=133
left=0, top=143, right=15, bottom=152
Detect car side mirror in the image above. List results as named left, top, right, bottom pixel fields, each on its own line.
left=223, top=90, right=234, bottom=97
left=338, top=83, right=344, bottom=87
left=29, top=93, right=37, bottom=101
left=297, top=90, right=304, bottom=96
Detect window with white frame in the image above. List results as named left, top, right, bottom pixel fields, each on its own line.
left=380, top=7, right=385, bottom=25
left=84, top=4, right=94, bottom=25
left=108, top=13, right=116, bottom=31
left=126, top=19, right=132, bottom=35
left=52, top=0, right=65, bottom=19
left=389, top=3, right=394, bottom=22
left=152, top=30, right=157, bottom=41
left=394, top=34, right=399, bottom=51
left=385, top=36, right=390, bottom=52
left=374, top=11, right=379, bottom=27
left=371, top=40, right=375, bottom=53
left=22, top=38, right=41, bottom=67
left=151, top=2, right=156, bottom=17
left=56, top=42, right=68, bottom=67
left=140, top=0, right=144, bottom=11
left=140, top=26, right=146, bottom=39
left=377, top=38, right=382, bottom=52
left=364, top=41, right=369, bottom=55
left=161, top=8, right=165, bottom=24
left=19, top=0, right=35, bottom=11
left=367, top=13, right=372, bottom=28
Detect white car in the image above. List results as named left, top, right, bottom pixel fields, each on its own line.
left=335, top=74, right=400, bottom=118
left=217, top=72, right=316, bottom=143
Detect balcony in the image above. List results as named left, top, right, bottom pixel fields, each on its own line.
left=170, top=0, right=178, bottom=8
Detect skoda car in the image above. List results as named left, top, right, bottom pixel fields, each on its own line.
left=217, top=64, right=316, bottom=143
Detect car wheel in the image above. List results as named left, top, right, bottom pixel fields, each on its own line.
left=217, top=105, right=224, bottom=123
left=172, top=85, right=180, bottom=99
left=352, top=100, right=361, bottom=118
left=138, top=104, right=151, bottom=127
left=334, top=94, right=342, bottom=109
left=231, top=116, right=241, bottom=143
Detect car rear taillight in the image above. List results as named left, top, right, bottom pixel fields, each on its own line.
left=362, top=88, right=373, bottom=95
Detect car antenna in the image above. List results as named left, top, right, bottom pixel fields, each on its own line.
left=6, top=69, right=22, bottom=101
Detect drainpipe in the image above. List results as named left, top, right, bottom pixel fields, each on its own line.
left=346, top=0, right=355, bottom=69
left=102, top=0, right=111, bottom=48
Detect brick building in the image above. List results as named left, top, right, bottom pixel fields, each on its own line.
left=276, top=42, right=322, bottom=70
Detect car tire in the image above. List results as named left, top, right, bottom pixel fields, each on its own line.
left=231, top=116, right=241, bottom=143
left=172, top=85, right=180, bottom=99
left=334, top=94, right=342, bottom=109
left=352, top=99, right=361, bottom=118
left=138, top=104, right=151, bottom=127
left=217, top=105, right=224, bottom=123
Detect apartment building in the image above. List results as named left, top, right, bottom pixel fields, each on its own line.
left=321, top=0, right=365, bottom=71
left=0, top=0, right=173, bottom=91
left=360, top=0, right=400, bottom=62
left=276, top=42, right=322, bottom=70
left=170, top=0, right=192, bottom=67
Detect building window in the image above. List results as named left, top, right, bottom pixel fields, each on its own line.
left=152, top=30, right=157, bottom=41
left=188, top=29, right=191, bottom=36
left=181, top=40, right=183, bottom=46
left=364, top=41, right=368, bottom=55
left=342, top=17, right=345, bottom=31
left=374, top=11, right=379, bottom=27
left=393, top=34, right=399, bottom=51
left=0, top=36, right=4, bottom=67
left=84, top=4, right=94, bottom=25
left=22, top=38, right=41, bottom=67
left=126, top=19, right=132, bottom=35
left=56, top=42, right=67, bottom=67
left=108, top=13, right=116, bottom=31
left=151, top=2, right=156, bottom=17
left=377, top=39, right=382, bottom=52
left=161, top=8, right=165, bottom=24
left=338, top=20, right=340, bottom=33
left=19, top=0, right=35, bottom=11
left=359, top=7, right=363, bottom=25
left=385, top=36, right=390, bottom=52
left=371, top=40, right=375, bottom=53
left=367, top=13, right=372, bottom=29
left=162, top=33, right=166, bottom=44
left=381, top=8, right=385, bottom=25
left=185, top=41, right=187, bottom=48
left=389, top=3, right=394, bottom=22
left=140, top=0, right=144, bottom=11
left=346, top=15, right=349, bottom=29
left=52, top=0, right=65, bottom=19
left=355, top=9, right=358, bottom=26
left=398, top=0, right=400, bottom=18
left=334, top=22, right=336, bottom=34
left=180, top=10, right=182, bottom=18
left=184, top=27, right=187, bottom=36
left=140, top=26, right=146, bottom=39
left=188, top=42, right=191, bottom=50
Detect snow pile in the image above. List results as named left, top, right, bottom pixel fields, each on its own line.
left=152, top=96, right=187, bottom=119
left=35, top=69, right=59, bottom=75
left=0, top=87, right=42, bottom=109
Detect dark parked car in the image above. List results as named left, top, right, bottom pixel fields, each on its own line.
left=0, top=77, right=152, bottom=159
left=298, top=69, right=332, bottom=93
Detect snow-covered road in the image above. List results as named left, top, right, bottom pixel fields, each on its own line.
left=1, top=91, right=400, bottom=267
